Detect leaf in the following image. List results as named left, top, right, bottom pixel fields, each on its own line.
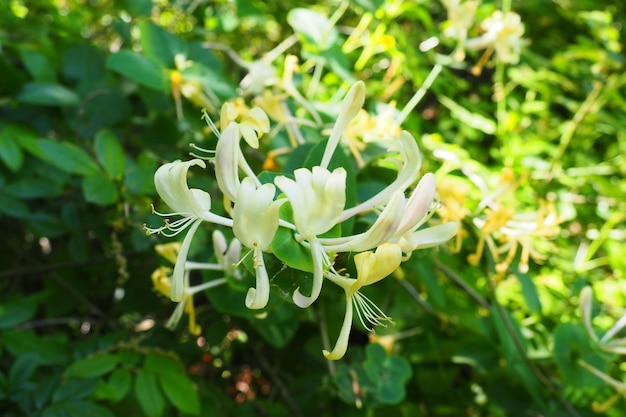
left=107, top=368, right=132, bottom=402
left=253, top=303, right=300, bottom=348
left=82, top=172, right=119, bottom=205
left=139, top=21, right=186, bottom=67
left=270, top=204, right=314, bottom=273
left=19, top=49, right=57, bottom=82
left=62, top=44, right=106, bottom=82
left=144, top=354, right=182, bottom=376
left=124, top=165, right=156, bottom=195
left=64, top=354, right=119, bottom=379
left=158, top=372, right=200, bottom=415
left=63, top=400, right=115, bottom=417
left=106, top=50, right=167, bottom=92
left=2, top=330, right=67, bottom=365
left=94, top=130, right=126, bottom=179
left=8, top=354, right=39, bottom=387
left=134, top=369, right=165, bottom=417
left=17, top=82, right=80, bottom=106
left=53, top=378, right=99, bottom=402
left=553, top=322, right=608, bottom=389
left=35, top=140, right=100, bottom=176
left=5, top=177, right=62, bottom=199
left=0, top=191, right=31, bottom=218
left=0, top=296, right=37, bottom=328
left=0, top=127, right=24, bottom=171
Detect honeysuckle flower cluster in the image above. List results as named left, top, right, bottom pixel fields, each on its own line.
left=147, top=81, right=457, bottom=359
left=439, top=1, right=526, bottom=66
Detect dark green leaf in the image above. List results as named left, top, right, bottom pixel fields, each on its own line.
left=18, top=82, right=80, bottom=107
left=8, top=354, right=39, bottom=387
left=82, top=172, right=119, bottom=205
left=53, top=378, right=99, bottom=402
left=144, top=354, right=182, bottom=376
left=0, top=191, right=31, bottom=218
left=35, top=140, right=100, bottom=176
left=106, top=51, right=167, bottom=92
left=0, top=127, right=24, bottom=171
left=64, top=354, right=119, bottom=379
left=63, top=400, right=115, bottom=417
left=94, top=130, right=126, bottom=179
left=62, top=44, right=106, bottom=82
left=0, top=297, right=37, bottom=328
left=134, top=370, right=165, bottom=417
left=158, top=372, right=200, bottom=415
left=253, top=303, right=300, bottom=348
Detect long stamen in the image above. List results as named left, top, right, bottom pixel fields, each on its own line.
left=201, top=109, right=221, bottom=138
left=352, top=292, right=393, bottom=331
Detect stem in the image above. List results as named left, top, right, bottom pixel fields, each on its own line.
left=395, top=63, right=442, bottom=126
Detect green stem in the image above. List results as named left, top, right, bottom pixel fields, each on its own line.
left=396, top=63, right=442, bottom=126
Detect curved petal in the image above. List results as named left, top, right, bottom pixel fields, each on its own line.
left=171, top=219, right=202, bottom=302
left=245, top=248, right=271, bottom=309
left=215, top=122, right=241, bottom=202
left=339, top=131, right=421, bottom=221
left=398, top=222, right=458, bottom=254
left=155, top=159, right=206, bottom=214
left=292, top=239, right=326, bottom=308
left=323, top=292, right=353, bottom=360
left=395, top=173, right=436, bottom=236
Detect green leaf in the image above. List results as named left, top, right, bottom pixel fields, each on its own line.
left=158, top=372, right=200, bottom=415
left=17, top=82, right=80, bottom=107
left=64, top=354, right=119, bottom=379
left=253, top=303, right=300, bottom=348
left=62, top=44, right=106, bottom=82
left=271, top=204, right=314, bottom=273
left=106, top=51, right=167, bottom=92
left=63, top=400, right=115, bottom=417
left=139, top=21, right=186, bottom=67
left=5, top=177, right=62, bottom=199
left=0, top=191, right=31, bottom=218
left=516, top=269, right=542, bottom=315
left=134, top=370, right=165, bottom=417
left=2, top=331, right=67, bottom=366
left=353, top=0, right=385, bottom=12
left=53, top=378, right=99, bottom=402
left=0, top=297, right=37, bottom=328
left=125, top=164, right=156, bottom=195
left=94, top=130, right=126, bottom=179
left=108, top=368, right=132, bottom=402
left=0, top=127, right=24, bottom=171
left=8, top=354, right=39, bottom=387
left=144, top=354, right=182, bottom=376
left=35, top=140, right=100, bottom=176
left=19, top=49, right=57, bottom=82
left=553, top=322, right=608, bottom=389
left=82, top=172, right=119, bottom=205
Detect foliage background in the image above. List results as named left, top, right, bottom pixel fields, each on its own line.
left=1, top=0, right=625, bottom=416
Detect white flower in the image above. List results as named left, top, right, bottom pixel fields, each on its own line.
left=275, top=166, right=347, bottom=307
left=147, top=159, right=232, bottom=301
left=233, top=177, right=285, bottom=309
left=466, top=11, right=526, bottom=64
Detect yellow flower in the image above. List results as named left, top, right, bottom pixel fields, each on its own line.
left=323, top=243, right=402, bottom=360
